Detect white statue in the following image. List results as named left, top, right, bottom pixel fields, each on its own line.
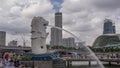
left=31, top=17, right=48, bottom=54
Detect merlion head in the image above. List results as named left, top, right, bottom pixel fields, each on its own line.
left=33, top=16, right=48, bottom=27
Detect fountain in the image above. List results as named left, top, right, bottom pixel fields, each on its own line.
left=23, top=16, right=60, bottom=61
left=22, top=16, right=104, bottom=68
left=47, top=25, right=105, bottom=68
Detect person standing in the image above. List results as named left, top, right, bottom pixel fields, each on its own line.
left=14, top=59, right=20, bottom=68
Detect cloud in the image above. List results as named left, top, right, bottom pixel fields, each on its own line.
left=92, top=0, right=120, bottom=11
left=22, top=0, right=53, bottom=18
left=50, top=0, right=64, bottom=12
left=61, top=0, right=120, bottom=45
left=0, top=0, right=54, bottom=46
left=1, top=0, right=120, bottom=46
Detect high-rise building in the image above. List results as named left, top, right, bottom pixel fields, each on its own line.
left=62, top=38, right=68, bottom=47
left=8, top=40, right=17, bottom=46
left=50, top=28, right=57, bottom=46
left=62, top=37, right=75, bottom=47
left=55, top=12, right=62, bottom=28
left=0, top=31, right=6, bottom=46
left=50, top=12, right=62, bottom=46
left=112, top=23, right=116, bottom=34
left=103, top=19, right=116, bottom=34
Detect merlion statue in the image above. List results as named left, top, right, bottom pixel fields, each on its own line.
left=31, top=17, right=48, bottom=54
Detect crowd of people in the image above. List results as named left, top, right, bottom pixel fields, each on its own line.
left=0, top=52, right=25, bottom=68
left=96, top=52, right=120, bottom=59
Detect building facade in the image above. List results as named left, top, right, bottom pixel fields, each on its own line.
left=103, top=19, right=116, bottom=34
left=0, top=31, right=6, bottom=46
left=50, top=12, right=63, bottom=46
left=112, top=23, right=116, bottom=34
left=62, top=37, right=75, bottom=47
left=50, top=28, right=57, bottom=46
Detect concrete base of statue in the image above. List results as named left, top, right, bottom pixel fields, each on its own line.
left=21, top=53, right=65, bottom=68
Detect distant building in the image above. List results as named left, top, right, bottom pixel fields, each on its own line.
left=50, top=12, right=62, bottom=46
left=62, top=38, right=68, bottom=47
left=78, top=42, right=85, bottom=47
left=62, top=37, right=75, bottom=47
left=8, top=40, right=17, bottom=46
left=112, top=23, right=116, bottom=34
left=93, top=34, right=120, bottom=48
left=76, top=41, right=86, bottom=48
left=103, top=19, right=116, bottom=34
left=0, top=31, right=6, bottom=46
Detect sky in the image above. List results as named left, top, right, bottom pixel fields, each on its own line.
left=0, top=0, right=120, bottom=46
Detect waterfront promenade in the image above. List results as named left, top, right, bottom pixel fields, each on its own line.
left=66, top=58, right=120, bottom=66
left=0, top=46, right=119, bottom=67
left=0, top=58, right=119, bottom=68
left=0, top=54, right=120, bottom=68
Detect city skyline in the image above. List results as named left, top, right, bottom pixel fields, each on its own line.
left=0, top=0, right=120, bottom=46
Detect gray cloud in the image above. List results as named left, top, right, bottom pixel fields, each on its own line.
left=0, top=0, right=54, bottom=45
left=1, top=0, right=120, bottom=46
left=93, top=0, right=120, bottom=10
left=61, top=0, right=120, bottom=45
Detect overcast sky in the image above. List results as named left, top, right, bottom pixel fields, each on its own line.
left=0, top=0, right=120, bottom=46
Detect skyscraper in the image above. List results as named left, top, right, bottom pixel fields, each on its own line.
left=103, top=19, right=116, bottom=34
left=112, top=23, right=116, bottom=34
left=50, top=12, right=62, bottom=46
left=50, top=28, right=57, bottom=46
left=55, top=12, right=62, bottom=28
left=0, top=31, right=6, bottom=46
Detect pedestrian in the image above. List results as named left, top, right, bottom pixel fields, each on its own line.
left=14, top=59, right=20, bottom=67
